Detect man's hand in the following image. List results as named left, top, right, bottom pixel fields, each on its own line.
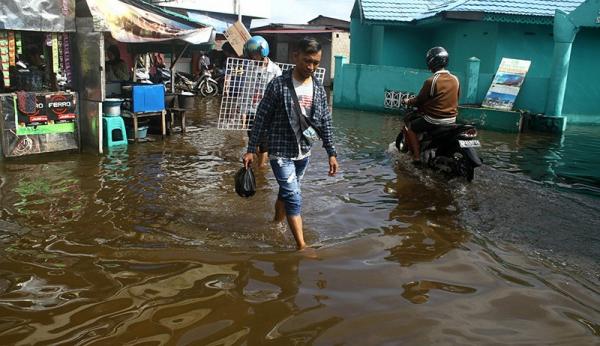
left=243, top=152, right=255, bottom=169
left=328, top=156, right=338, bottom=176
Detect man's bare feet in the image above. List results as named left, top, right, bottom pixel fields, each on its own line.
left=298, top=246, right=318, bottom=259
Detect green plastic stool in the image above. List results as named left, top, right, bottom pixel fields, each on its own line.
left=103, top=115, right=128, bottom=148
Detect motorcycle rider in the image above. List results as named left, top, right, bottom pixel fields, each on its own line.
left=243, top=36, right=282, bottom=167
left=402, top=47, right=460, bottom=164
left=198, top=51, right=211, bottom=75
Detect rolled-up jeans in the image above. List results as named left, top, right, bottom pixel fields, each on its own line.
left=270, top=157, right=310, bottom=216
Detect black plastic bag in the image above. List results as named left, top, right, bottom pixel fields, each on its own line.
left=235, top=167, right=256, bottom=198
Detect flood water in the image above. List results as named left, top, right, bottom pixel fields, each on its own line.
left=0, top=99, right=598, bottom=345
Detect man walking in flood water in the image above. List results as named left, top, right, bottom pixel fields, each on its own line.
left=243, top=37, right=338, bottom=250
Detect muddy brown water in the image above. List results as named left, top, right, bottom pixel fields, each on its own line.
left=0, top=98, right=598, bottom=345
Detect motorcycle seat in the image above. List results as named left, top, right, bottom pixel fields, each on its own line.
left=425, top=123, right=474, bottom=139
left=178, top=71, right=195, bottom=79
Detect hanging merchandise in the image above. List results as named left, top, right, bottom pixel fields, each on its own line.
left=8, top=31, right=16, bottom=67
left=52, top=33, right=59, bottom=74
left=0, top=31, right=10, bottom=87
left=58, top=34, right=64, bottom=73
left=15, top=32, right=22, bottom=55
left=62, top=34, right=72, bottom=85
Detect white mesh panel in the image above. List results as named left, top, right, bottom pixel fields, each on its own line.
left=218, top=58, right=326, bottom=131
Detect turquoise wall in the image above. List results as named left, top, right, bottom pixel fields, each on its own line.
left=563, top=27, right=600, bottom=120
left=379, top=26, right=431, bottom=68
left=370, top=26, right=385, bottom=65
left=344, top=17, right=600, bottom=123
left=350, top=10, right=371, bottom=64
left=335, top=63, right=465, bottom=111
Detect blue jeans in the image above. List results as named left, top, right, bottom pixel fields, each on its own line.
left=270, top=157, right=310, bottom=216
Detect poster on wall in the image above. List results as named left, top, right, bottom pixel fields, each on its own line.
left=1, top=94, right=79, bottom=157
left=482, top=58, right=531, bottom=111
left=12, top=93, right=78, bottom=136
left=15, top=95, right=49, bottom=127
left=46, top=93, right=77, bottom=124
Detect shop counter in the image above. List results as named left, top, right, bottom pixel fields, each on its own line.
left=0, top=91, right=79, bottom=157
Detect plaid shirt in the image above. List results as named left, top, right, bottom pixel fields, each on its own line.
left=247, top=69, right=337, bottom=158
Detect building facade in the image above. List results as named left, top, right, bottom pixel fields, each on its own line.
left=252, top=17, right=351, bottom=87
left=335, top=0, right=600, bottom=125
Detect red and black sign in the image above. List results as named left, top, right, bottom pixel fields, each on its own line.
left=16, top=95, right=48, bottom=126
left=46, top=94, right=77, bottom=123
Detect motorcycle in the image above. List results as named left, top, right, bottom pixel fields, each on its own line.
left=394, top=98, right=483, bottom=181
left=174, top=68, right=219, bottom=97
left=152, top=67, right=171, bottom=86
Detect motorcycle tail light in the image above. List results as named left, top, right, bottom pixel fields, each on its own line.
left=461, top=128, right=478, bottom=138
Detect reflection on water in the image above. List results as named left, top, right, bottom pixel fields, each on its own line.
left=0, top=100, right=598, bottom=344
left=478, top=125, right=600, bottom=197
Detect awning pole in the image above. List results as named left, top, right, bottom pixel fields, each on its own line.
left=170, top=44, right=175, bottom=93
left=169, top=43, right=190, bottom=93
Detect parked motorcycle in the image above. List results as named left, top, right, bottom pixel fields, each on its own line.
left=174, top=69, right=219, bottom=97
left=152, top=67, right=171, bottom=86
left=393, top=96, right=483, bottom=181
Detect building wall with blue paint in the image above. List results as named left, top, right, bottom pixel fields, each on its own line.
left=340, top=7, right=600, bottom=124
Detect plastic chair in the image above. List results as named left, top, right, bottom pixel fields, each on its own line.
left=103, top=115, right=128, bottom=148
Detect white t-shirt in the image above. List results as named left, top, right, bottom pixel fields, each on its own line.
left=291, top=77, right=313, bottom=160
left=265, top=58, right=282, bottom=83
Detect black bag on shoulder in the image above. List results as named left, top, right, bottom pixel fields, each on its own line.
left=286, top=76, right=322, bottom=144
left=235, top=166, right=256, bottom=198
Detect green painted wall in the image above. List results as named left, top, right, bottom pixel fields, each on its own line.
left=343, top=16, right=600, bottom=124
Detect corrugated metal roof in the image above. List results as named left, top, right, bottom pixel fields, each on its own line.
left=360, top=0, right=431, bottom=22
left=360, top=0, right=586, bottom=22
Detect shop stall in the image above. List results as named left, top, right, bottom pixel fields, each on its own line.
left=75, top=0, right=214, bottom=153
left=0, top=1, right=80, bottom=157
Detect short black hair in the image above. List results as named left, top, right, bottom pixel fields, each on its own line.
left=295, top=37, right=322, bottom=54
